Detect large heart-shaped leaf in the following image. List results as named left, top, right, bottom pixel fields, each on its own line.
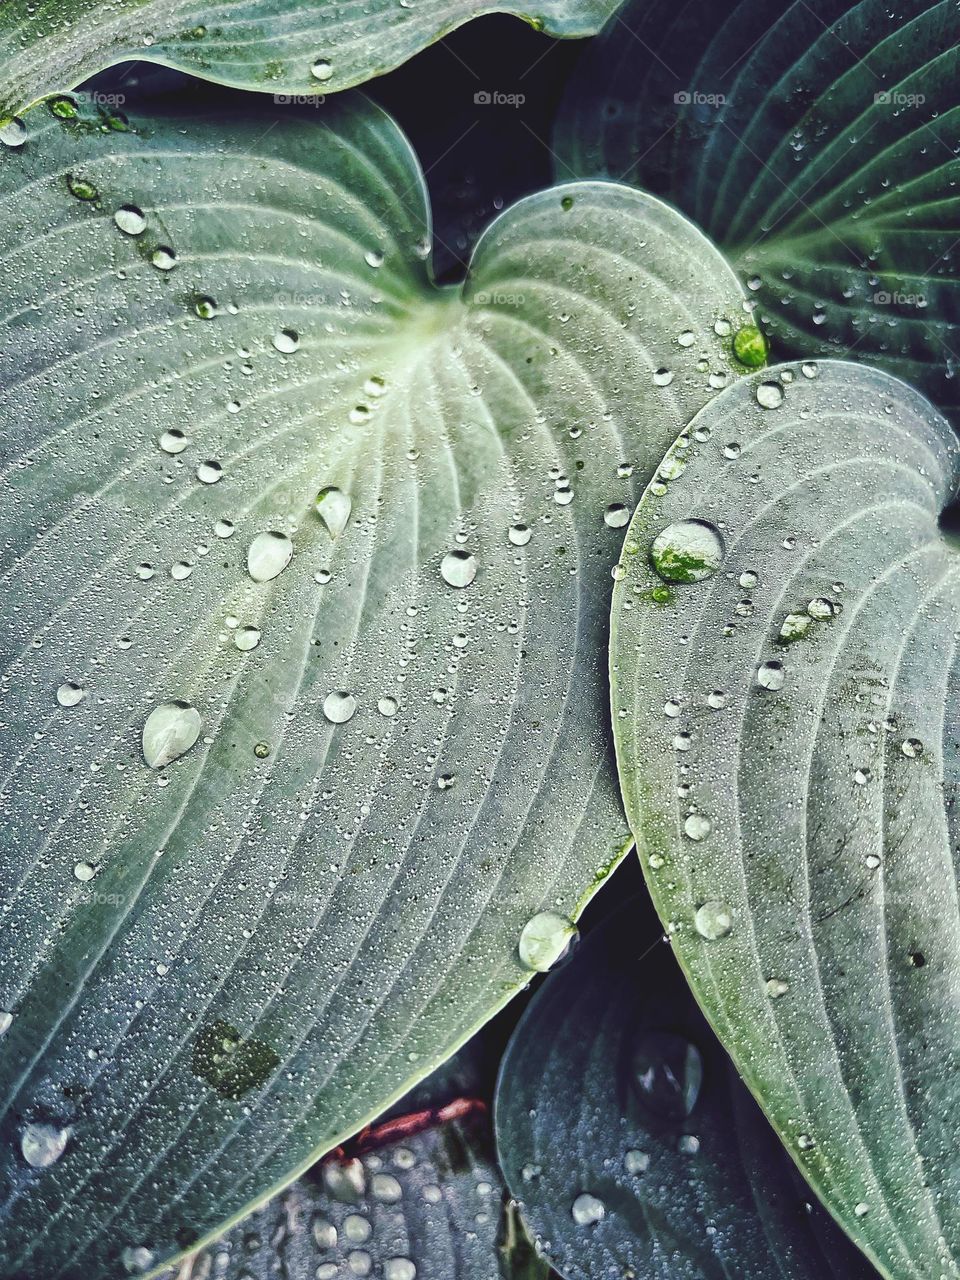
left=611, top=358, right=960, bottom=1279
left=556, top=0, right=960, bottom=417
left=0, top=92, right=752, bottom=1278
left=0, top=0, right=620, bottom=120
left=495, top=889, right=879, bottom=1280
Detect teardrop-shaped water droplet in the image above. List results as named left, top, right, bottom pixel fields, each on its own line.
left=315, top=487, right=352, bottom=537
left=247, top=531, right=293, bottom=582
left=518, top=910, right=578, bottom=972
left=651, top=519, right=724, bottom=583
left=142, top=700, right=202, bottom=769
left=440, top=549, right=477, bottom=588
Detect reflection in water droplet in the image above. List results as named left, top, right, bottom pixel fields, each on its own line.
left=315, top=487, right=352, bottom=537
left=323, top=691, right=357, bottom=724
left=21, top=1122, right=71, bottom=1168
left=518, top=911, right=578, bottom=973
left=247, top=531, right=293, bottom=582
left=694, top=901, right=733, bottom=940
left=440, top=549, right=477, bottom=588
left=571, top=1193, right=606, bottom=1226
left=631, top=1030, right=703, bottom=1120
left=114, top=204, right=146, bottom=235
left=142, top=700, right=202, bottom=769
left=56, top=681, right=85, bottom=708
left=651, top=520, right=724, bottom=583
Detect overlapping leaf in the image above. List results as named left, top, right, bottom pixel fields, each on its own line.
left=0, top=92, right=753, bottom=1277
left=495, top=894, right=878, bottom=1280
left=557, top=0, right=960, bottom=416
left=0, top=0, right=621, bottom=120
left=611, top=359, right=960, bottom=1279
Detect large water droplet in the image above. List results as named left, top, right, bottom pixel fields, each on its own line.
left=247, top=531, right=293, bottom=582
left=56, top=681, right=85, bottom=708
left=440, top=549, right=477, bottom=588
left=142, top=700, right=202, bottom=769
left=632, top=1031, right=703, bottom=1119
left=323, top=691, right=357, bottom=724
left=272, top=328, right=300, bottom=354
left=518, top=910, right=578, bottom=972
left=756, top=381, right=784, bottom=409
left=21, top=1122, right=71, bottom=1168
left=756, top=660, right=785, bottom=691
left=651, top=520, right=724, bottom=583
left=114, top=205, right=146, bottom=235
left=571, top=1193, right=605, bottom=1226
left=694, top=900, right=734, bottom=940
left=383, top=1260, right=416, bottom=1280
left=0, top=118, right=27, bottom=147
left=234, top=625, right=261, bottom=652
left=315, top=487, right=352, bottom=538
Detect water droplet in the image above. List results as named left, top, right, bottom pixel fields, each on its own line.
left=0, top=118, right=27, bottom=147
left=247, top=531, right=293, bottom=582
left=378, top=697, right=398, bottom=717
left=440, top=549, right=477, bottom=588
left=67, top=174, right=99, bottom=201
left=677, top=329, right=695, bottom=348
left=766, top=978, right=790, bottom=999
left=313, top=1218, right=337, bottom=1249
left=508, top=523, right=531, bottom=546
left=383, top=1261, right=416, bottom=1280
left=150, top=246, right=178, bottom=271
left=194, top=295, right=217, bottom=319
left=436, top=773, right=456, bottom=790
left=114, top=205, right=146, bottom=235
left=315, top=487, right=352, bottom=537
left=756, top=660, right=785, bottom=691
left=651, top=519, right=724, bottom=583
left=196, top=460, right=223, bottom=484
left=901, top=737, right=923, bottom=758
left=73, top=861, right=95, bottom=882
left=571, top=1193, right=605, bottom=1226
left=677, top=1134, right=701, bottom=1155
left=683, top=813, right=711, bottom=842
left=323, top=691, right=357, bottom=724
left=797, top=1133, right=816, bottom=1151
left=234, top=626, right=261, bottom=652
left=694, top=900, right=733, bottom=940
left=159, top=428, right=188, bottom=454
left=623, top=1149, right=650, bottom=1175
left=311, top=59, right=334, bottom=81
left=120, top=1246, right=156, bottom=1274
left=653, top=368, right=675, bottom=386
left=214, top=519, right=235, bottom=539
left=0, top=1011, right=12, bottom=1036
left=170, top=561, right=193, bottom=581
left=21, top=1122, right=71, bottom=1168
left=756, top=381, right=784, bottom=409
left=807, top=596, right=839, bottom=619
left=854, top=1202, right=870, bottom=1218
left=344, top=1214, right=372, bottom=1243
left=364, top=248, right=385, bottom=269
left=732, top=325, right=767, bottom=368
left=518, top=910, right=578, bottom=972
left=269, top=327, right=299, bottom=355
left=631, top=1031, right=703, bottom=1119
left=604, top=503, right=631, bottom=529
left=56, top=681, right=85, bottom=708
left=371, top=1172, right=402, bottom=1203
left=142, top=699, right=202, bottom=769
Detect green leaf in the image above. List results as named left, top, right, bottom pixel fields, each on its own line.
left=556, top=0, right=960, bottom=418
left=495, top=891, right=879, bottom=1280
left=0, top=92, right=750, bottom=1278
left=0, top=0, right=620, bottom=120
left=610, top=357, right=960, bottom=1279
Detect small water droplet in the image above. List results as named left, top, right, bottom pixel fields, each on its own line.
left=196, top=459, right=222, bottom=484
left=315, top=487, right=352, bottom=537
left=653, top=368, right=675, bottom=386
left=677, top=1134, right=701, bottom=1155
left=67, top=173, right=99, bottom=201
left=440, top=549, right=477, bottom=588
left=518, top=910, right=578, bottom=972
left=378, top=697, right=398, bottom=717
left=247, top=531, right=293, bottom=582
left=272, top=327, right=300, bottom=354
left=371, top=1172, right=402, bottom=1203
left=311, top=59, right=334, bottom=81
left=0, top=1011, right=12, bottom=1036
left=694, top=900, right=733, bottom=940
left=323, top=691, right=357, bottom=724
left=142, top=700, right=202, bottom=769
left=651, top=520, right=724, bottom=583
left=120, top=1245, right=156, bottom=1274
left=766, top=978, right=790, bottom=999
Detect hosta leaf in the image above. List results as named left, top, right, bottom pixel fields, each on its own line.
left=0, top=93, right=751, bottom=1278
left=611, top=358, right=960, bottom=1279
left=495, top=892, right=878, bottom=1280
left=556, top=0, right=960, bottom=417
left=0, top=0, right=620, bottom=120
